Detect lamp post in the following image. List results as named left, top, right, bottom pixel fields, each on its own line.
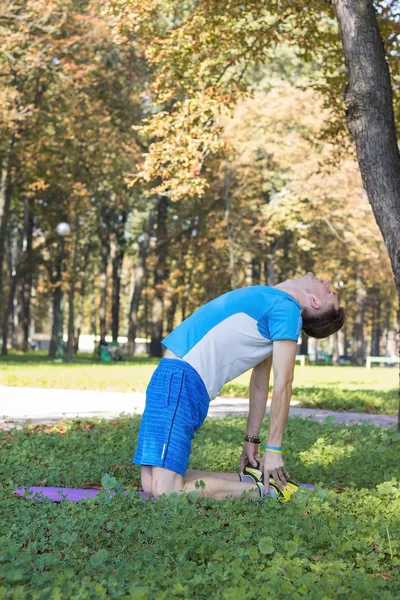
left=55, top=222, right=70, bottom=361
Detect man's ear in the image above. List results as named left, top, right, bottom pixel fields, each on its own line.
left=308, top=295, right=320, bottom=310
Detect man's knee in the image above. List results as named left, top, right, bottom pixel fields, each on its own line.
left=151, top=467, right=183, bottom=499
left=141, top=466, right=153, bottom=496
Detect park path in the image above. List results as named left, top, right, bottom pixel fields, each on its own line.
left=0, top=385, right=397, bottom=430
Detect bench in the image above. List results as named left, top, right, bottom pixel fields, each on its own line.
left=366, top=356, right=399, bottom=369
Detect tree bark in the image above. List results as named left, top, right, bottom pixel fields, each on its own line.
left=99, top=229, right=109, bottom=341
left=1, top=210, right=26, bottom=355
left=224, top=169, right=236, bottom=289
left=251, top=258, right=261, bottom=285
left=111, top=243, right=124, bottom=343
left=370, top=293, right=381, bottom=356
left=150, top=196, right=169, bottom=358
left=127, top=204, right=158, bottom=355
left=333, top=0, right=400, bottom=297
left=66, top=217, right=80, bottom=361
left=352, top=275, right=366, bottom=365
left=0, top=137, right=14, bottom=316
left=16, top=198, right=34, bottom=351
left=75, top=245, right=90, bottom=353
left=300, top=331, right=309, bottom=356
left=48, top=257, right=63, bottom=359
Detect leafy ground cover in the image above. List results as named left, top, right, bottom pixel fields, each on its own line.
left=1, top=416, right=400, bottom=599
left=0, top=352, right=397, bottom=414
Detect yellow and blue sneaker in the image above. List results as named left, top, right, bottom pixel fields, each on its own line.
left=240, top=461, right=302, bottom=503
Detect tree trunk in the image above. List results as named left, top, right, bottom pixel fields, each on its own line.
left=331, top=332, right=340, bottom=366
left=352, top=276, right=366, bottom=365
left=99, top=230, right=109, bottom=341
left=166, top=293, right=178, bottom=335
left=127, top=206, right=157, bottom=355
left=300, top=331, right=309, bottom=356
left=252, top=258, right=261, bottom=285
left=333, top=0, right=400, bottom=297
left=66, top=217, right=80, bottom=361
left=111, top=242, right=124, bottom=343
left=224, top=169, right=236, bottom=290
left=90, top=278, right=97, bottom=349
left=2, top=212, right=26, bottom=355
left=75, top=245, right=90, bottom=353
left=0, top=137, right=14, bottom=317
left=370, top=295, right=381, bottom=356
left=16, top=198, right=34, bottom=351
left=332, top=0, right=400, bottom=429
left=150, top=196, right=168, bottom=358
left=48, top=259, right=63, bottom=359
left=265, top=243, right=276, bottom=286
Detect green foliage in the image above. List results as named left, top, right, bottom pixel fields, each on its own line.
left=1, top=416, right=400, bottom=597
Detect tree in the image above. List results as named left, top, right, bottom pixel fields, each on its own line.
left=331, top=0, right=400, bottom=298
left=330, top=0, right=400, bottom=427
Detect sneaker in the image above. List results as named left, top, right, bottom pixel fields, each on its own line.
left=241, top=461, right=263, bottom=484
left=241, top=461, right=301, bottom=503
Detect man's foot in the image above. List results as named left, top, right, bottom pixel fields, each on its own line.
left=240, top=461, right=305, bottom=503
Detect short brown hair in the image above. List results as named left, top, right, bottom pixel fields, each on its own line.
left=302, top=305, right=345, bottom=339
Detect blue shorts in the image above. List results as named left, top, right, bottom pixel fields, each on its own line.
left=133, top=358, right=210, bottom=476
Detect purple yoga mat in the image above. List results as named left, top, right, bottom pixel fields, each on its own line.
left=14, top=487, right=152, bottom=502
left=14, top=484, right=315, bottom=503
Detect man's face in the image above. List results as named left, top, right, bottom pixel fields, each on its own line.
left=303, top=272, right=340, bottom=310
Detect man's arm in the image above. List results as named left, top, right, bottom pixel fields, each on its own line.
left=262, top=339, right=297, bottom=490
left=240, top=355, right=272, bottom=471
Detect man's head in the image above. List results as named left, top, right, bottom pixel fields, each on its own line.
left=299, top=272, right=345, bottom=339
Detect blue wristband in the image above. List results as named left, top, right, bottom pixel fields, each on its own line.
left=264, top=445, right=282, bottom=451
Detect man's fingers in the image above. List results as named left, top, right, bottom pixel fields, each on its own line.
left=272, top=469, right=287, bottom=490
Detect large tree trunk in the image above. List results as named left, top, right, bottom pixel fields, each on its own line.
left=150, top=196, right=169, bottom=358
left=333, top=0, right=400, bottom=296
left=127, top=205, right=157, bottom=355
left=332, top=0, right=400, bottom=429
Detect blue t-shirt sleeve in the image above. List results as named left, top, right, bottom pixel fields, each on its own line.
left=259, top=298, right=302, bottom=342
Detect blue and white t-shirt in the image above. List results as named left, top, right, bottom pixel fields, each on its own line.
left=162, top=286, right=302, bottom=400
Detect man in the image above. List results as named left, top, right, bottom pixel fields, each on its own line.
left=134, top=272, right=345, bottom=501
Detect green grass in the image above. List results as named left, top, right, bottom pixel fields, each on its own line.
left=0, top=351, right=397, bottom=414
left=223, top=365, right=399, bottom=415
left=1, top=416, right=400, bottom=599
left=0, top=352, right=159, bottom=393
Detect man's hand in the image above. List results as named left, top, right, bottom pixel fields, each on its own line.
left=261, top=451, right=289, bottom=491
left=240, top=442, right=260, bottom=472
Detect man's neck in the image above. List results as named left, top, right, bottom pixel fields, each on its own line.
left=274, top=281, right=307, bottom=307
